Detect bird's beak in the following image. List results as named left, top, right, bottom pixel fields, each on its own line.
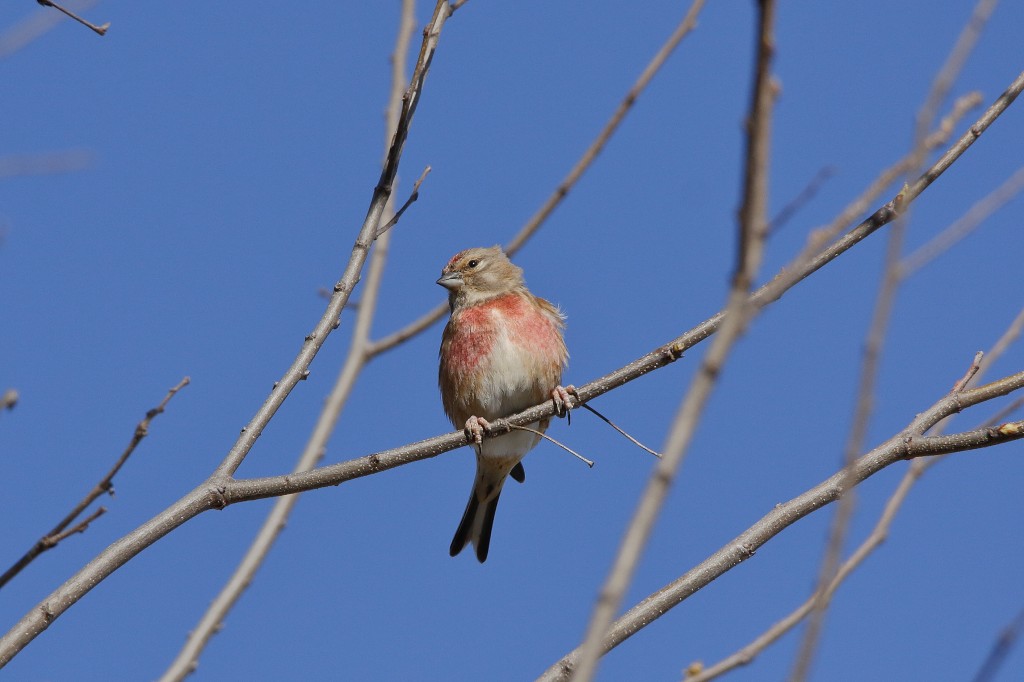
left=436, top=272, right=462, bottom=290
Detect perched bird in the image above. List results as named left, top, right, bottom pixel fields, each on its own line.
left=438, top=246, right=571, bottom=562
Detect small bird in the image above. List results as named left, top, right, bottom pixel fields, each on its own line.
left=438, top=246, right=571, bottom=562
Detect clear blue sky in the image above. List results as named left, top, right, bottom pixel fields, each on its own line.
left=2, top=1, right=1023, bottom=680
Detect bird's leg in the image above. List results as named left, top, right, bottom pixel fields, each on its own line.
left=551, top=384, right=576, bottom=417
left=464, top=416, right=492, bottom=445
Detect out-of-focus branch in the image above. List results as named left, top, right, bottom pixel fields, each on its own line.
left=156, top=3, right=420, bottom=680
left=686, top=303, right=1024, bottom=682
left=0, top=150, right=93, bottom=179
left=0, top=389, right=17, bottom=413
left=685, top=459, right=928, bottom=682
left=367, top=0, right=709, bottom=357
left=899, top=165, right=1024, bottom=277
left=972, top=605, right=1024, bottom=682
left=795, top=91, right=981, bottom=269
left=0, top=377, right=189, bottom=591
left=0, top=0, right=452, bottom=667
left=790, top=3, right=998, bottom=677
left=210, top=0, right=450, bottom=482
left=767, top=165, right=836, bottom=235
left=539, top=368, right=1024, bottom=682
left=571, top=3, right=776, bottom=681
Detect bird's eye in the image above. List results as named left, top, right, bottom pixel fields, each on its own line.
left=467, top=259, right=479, bottom=268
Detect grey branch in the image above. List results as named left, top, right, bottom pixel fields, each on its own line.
left=156, top=2, right=427, bottom=680
left=34, top=0, right=108, bottom=36
left=367, top=0, right=709, bottom=357
left=0, top=377, right=189, bottom=591
left=570, top=2, right=777, bottom=680
left=538, top=371, right=1024, bottom=682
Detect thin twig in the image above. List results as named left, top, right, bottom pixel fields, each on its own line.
left=0, top=150, right=93, bottom=179
left=972, top=606, right=1024, bottom=682
left=0, top=0, right=97, bottom=59
left=767, top=165, right=836, bottom=236
left=789, top=4, right=997, bottom=678
left=45, top=507, right=107, bottom=546
left=685, top=459, right=927, bottom=682
left=0, top=377, right=189, bottom=591
left=899, top=165, right=1024, bottom=277
left=688, top=304, right=1024, bottom=681
left=156, top=3, right=421, bottom=680
left=796, top=92, right=981, bottom=268
left=366, top=0, right=709, bottom=357
left=507, top=424, right=594, bottom=468
left=574, top=401, right=662, bottom=459
left=538, top=370, right=1024, bottom=682
left=210, top=0, right=450, bottom=482
left=35, top=0, right=108, bottom=35
left=374, top=165, right=432, bottom=238
left=571, top=4, right=777, bottom=681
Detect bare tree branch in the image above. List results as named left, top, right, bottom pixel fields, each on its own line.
left=156, top=3, right=421, bottom=680
left=0, top=150, right=93, bottom=179
left=972, top=605, right=1024, bottom=682
left=0, top=0, right=97, bottom=58
left=790, top=3, right=999, bottom=676
left=539, top=368, right=1024, bottom=682
left=0, top=377, right=189, bottom=591
left=685, top=459, right=928, bottom=682
left=767, top=165, right=836, bottom=235
left=796, top=91, right=981, bottom=271
left=899, top=165, right=1024, bottom=277
left=34, top=0, right=108, bottom=36
left=210, top=0, right=450, bottom=482
left=366, top=0, right=709, bottom=357
left=685, top=303, right=1024, bottom=682
left=374, top=165, right=432, bottom=238
left=571, top=3, right=777, bottom=680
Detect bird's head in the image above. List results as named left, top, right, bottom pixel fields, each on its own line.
left=437, top=245, right=524, bottom=310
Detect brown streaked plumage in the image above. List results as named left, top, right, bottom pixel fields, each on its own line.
left=438, top=246, right=570, bottom=562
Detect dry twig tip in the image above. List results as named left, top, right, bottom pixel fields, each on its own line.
left=507, top=423, right=594, bottom=468
left=36, top=0, right=109, bottom=35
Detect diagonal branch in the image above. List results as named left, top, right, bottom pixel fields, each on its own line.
left=899, top=164, right=1024, bottom=278
left=570, top=3, right=777, bottom=680
left=366, top=0, right=709, bottom=357
left=685, top=303, right=1024, bottom=682
left=0, top=0, right=454, bottom=667
left=34, top=0, right=108, bottom=36
left=203, top=67, right=1024, bottom=505
left=0, top=377, right=189, bottom=591
left=539, top=369, right=1024, bottom=682
left=156, top=3, right=422, bottom=680
left=211, top=0, right=451, bottom=481
left=791, top=3, right=999, bottom=676
left=0, top=0, right=98, bottom=59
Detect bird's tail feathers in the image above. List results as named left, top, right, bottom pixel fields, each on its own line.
left=450, top=467, right=508, bottom=563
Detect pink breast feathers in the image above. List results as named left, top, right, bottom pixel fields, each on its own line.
left=449, top=293, right=560, bottom=374
left=448, top=294, right=561, bottom=372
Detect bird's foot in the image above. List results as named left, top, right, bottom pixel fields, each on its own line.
left=464, top=416, right=492, bottom=445
left=552, top=384, right=576, bottom=417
